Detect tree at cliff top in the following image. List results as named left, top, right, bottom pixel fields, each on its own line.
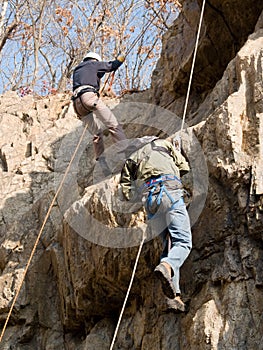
left=0, top=0, right=181, bottom=96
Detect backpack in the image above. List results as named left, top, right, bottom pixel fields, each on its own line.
left=122, top=138, right=174, bottom=181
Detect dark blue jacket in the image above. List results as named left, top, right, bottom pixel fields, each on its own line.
left=73, top=59, right=123, bottom=91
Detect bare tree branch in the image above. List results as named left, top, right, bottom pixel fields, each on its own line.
left=0, top=0, right=182, bottom=94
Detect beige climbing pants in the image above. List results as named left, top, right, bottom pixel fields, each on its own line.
left=73, top=91, right=126, bottom=159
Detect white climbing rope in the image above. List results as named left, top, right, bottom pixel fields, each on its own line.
left=109, top=231, right=146, bottom=350
left=181, top=0, right=206, bottom=132
left=0, top=122, right=89, bottom=343
left=169, top=0, right=206, bottom=268
left=109, top=2, right=207, bottom=348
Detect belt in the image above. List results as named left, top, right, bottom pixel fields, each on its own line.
left=144, top=174, right=182, bottom=188
left=72, top=85, right=99, bottom=100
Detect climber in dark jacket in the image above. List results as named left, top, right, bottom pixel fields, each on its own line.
left=120, top=138, right=192, bottom=312
left=72, top=52, right=126, bottom=159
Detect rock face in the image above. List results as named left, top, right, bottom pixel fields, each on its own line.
left=152, top=0, right=263, bottom=114
left=0, top=2, right=263, bottom=350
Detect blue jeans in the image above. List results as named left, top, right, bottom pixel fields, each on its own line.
left=147, top=188, right=192, bottom=294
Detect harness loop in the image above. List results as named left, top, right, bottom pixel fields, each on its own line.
left=145, top=178, right=184, bottom=219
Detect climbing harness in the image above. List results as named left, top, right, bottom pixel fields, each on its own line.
left=72, top=85, right=100, bottom=100
left=144, top=175, right=183, bottom=219
left=165, top=0, right=206, bottom=272
left=110, top=1, right=206, bottom=347
left=0, top=123, right=89, bottom=343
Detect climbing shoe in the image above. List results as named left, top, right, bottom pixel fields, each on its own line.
left=165, top=295, right=187, bottom=313
left=154, top=262, right=176, bottom=299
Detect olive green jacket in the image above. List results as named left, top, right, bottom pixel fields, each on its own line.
left=120, top=139, right=190, bottom=200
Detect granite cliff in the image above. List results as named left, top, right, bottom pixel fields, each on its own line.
left=0, top=1, right=263, bottom=349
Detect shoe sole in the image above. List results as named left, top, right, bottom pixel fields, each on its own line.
left=154, top=264, right=176, bottom=299
left=165, top=306, right=185, bottom=314
left=166, top=301, right=186, bottom=313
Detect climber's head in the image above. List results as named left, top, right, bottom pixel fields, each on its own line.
left=83, top=52, right=102, bottom=62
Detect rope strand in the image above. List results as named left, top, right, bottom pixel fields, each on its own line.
left=109, top=232, right=146, bottom=350
left=180, top=0, right=206, bottom=132
left=0, top=123, right=88, bottom=343
left=110, top=1, right=206, bottom=341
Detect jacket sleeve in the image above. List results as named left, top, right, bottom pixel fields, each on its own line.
left=120, top=158, right=139, bottom=200
left=175, top=151, right=190, bottom=176
left=167, top=142, right=190, bottom=176
left=97, top=59, right=123, bottom=76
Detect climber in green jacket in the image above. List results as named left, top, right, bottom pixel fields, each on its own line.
left=120, top=137, right=192, bottom=312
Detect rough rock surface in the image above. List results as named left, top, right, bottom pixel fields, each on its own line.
left=152, top=0, right=263, bottom=115
left=0, top=2, right=263, bottom=350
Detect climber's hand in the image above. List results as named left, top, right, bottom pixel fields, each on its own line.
left=117, top=54, right=125, bottom=63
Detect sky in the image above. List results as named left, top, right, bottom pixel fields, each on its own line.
left=0, top=0, right=180, bottom=96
